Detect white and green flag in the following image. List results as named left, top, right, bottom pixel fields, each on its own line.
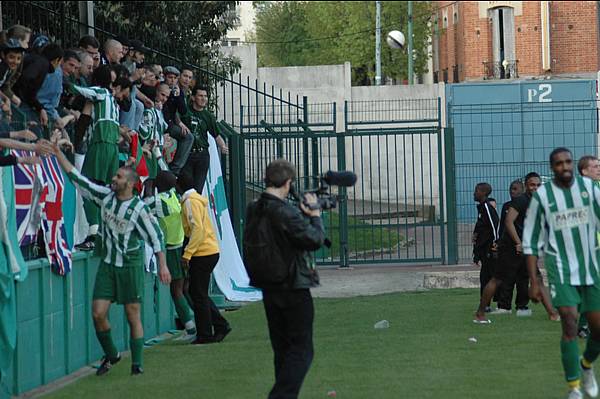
left=203, top=136, right=262, bottom=302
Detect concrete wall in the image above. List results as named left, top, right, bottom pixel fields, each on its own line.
left=218, top=45, right=447, bottom=217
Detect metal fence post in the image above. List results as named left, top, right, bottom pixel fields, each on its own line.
left=444, top=126, right=458, bottom=264
left=337, top=103, right=349, bottom=268
left=437, top=97, right=447, bottom=264
left=302, top=96, right=310, bottom=189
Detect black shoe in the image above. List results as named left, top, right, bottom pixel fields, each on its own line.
left=131, top=364, right=144, bottom=375
left=96, top=354, right=121, bottom=376
left=75, top=235, right=96, bottom=252
left=579, top=326, right=590, bottom=339
left=191, top=336, right=217, bottom=345
left=214, top=326, right=232, bottom=343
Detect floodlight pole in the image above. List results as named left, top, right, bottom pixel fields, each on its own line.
left=375, top=1, right=382, bottom=85
left=408, top=0, right=414, bottom=84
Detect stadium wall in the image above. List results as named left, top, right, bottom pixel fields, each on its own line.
left=5, top=253, right=176, bottom=396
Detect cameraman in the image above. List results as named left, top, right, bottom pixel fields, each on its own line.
left=244, top=159, right=325, bottom=399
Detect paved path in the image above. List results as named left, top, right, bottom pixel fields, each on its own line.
left=312, top=264, right=479, bottom=298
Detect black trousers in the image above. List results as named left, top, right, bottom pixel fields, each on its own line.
left=182, top=149, right=210, bottom=193
left=263, top=289, right=314, bottom=399
left=495, top=248, right=529, bottom=310
left=479, top=255, right=495, bottom=297
left=188, top=253, right=229, bottom=339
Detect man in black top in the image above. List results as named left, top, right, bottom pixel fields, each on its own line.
left=472, top=182, right=499, bottom=310
left=243, top=159, right=324, bottom=399
left=474, top=172, right=558, bottom=323
left=13, top=42, right=64, bottom=132
left=494, top=179, right=527, bottom=313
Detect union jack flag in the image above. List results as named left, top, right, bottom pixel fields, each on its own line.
left=11, top=149, right=43, bottom=246
left=39, top=155, right=72, bottom=275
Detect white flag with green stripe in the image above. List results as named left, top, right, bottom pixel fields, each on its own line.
left=523, top=176, right=600, bottom=286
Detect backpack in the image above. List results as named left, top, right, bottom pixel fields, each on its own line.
left=243, top=200, right=290, bottom=287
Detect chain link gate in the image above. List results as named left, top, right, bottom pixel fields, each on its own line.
left=231, top=98, right=446, bottom=267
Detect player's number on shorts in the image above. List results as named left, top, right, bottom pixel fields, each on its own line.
left=527, top=84, right=552, bottom=103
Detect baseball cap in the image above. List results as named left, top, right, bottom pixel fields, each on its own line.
left=164, top=66, right=180, bottom=76
left=128, top=39, right=148, bottom=54
left=32, top=34, right=49, bottom=49
left=1, top=38, right=25, bottom=52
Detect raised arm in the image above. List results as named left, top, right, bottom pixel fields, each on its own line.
left=51, top=141, right=111, bottom=203
left=69, top=84, right=106, bottom=102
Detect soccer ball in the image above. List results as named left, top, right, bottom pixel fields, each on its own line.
left=386, top=30, right=405, bottom=50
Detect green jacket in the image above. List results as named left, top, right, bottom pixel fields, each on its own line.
left=181, top=107, right=220, bottom=150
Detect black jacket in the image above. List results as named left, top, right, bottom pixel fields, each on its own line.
left=163, top=90, right=187, bottom=125
left=473, top=199, right=499, bottom=262
left=13, top=53, right=52, bottom=112
left=244, top=192, right=324, bottom=290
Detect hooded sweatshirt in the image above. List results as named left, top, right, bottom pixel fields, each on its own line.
left=181, top=188, right=219, bottom=260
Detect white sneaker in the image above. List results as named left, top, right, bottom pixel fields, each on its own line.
left=582, top=365, right=599, bottom=398
left=516, top=308, right=533, bottom=317
left=174, top=331, right=196, bottom=342
left=568, top=388, right=583, bottom=399
left=490, top=308, right=512, bottom=315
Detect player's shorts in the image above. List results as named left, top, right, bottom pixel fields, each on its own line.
left=548, top=282, right=600, bottom=313
left=166, top=246, right=185, bottom=281
left=93, top=259, right=145, bottom=305
left=82, top=142, right=119, bottom=183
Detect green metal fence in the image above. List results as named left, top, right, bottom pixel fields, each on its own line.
left=447, top=100, right=599, bottom=263
left=340, top=99, right=445, bottom=266
left=235, top=98, right=446, bottom=267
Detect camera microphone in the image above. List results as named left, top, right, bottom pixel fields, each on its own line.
left=322, top=171, right=357, bottom=187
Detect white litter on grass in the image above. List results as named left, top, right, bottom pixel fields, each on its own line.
left=468, top=337, right=478, bottom=343
left=374, top=320, right=390, bottom=329
left=327, top=390, right=337, bottom=397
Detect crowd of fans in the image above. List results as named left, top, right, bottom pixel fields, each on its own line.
left=0, top=24, right=229, bottom=251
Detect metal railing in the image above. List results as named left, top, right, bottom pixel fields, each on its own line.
left=483, top=60, right=519, bottom=80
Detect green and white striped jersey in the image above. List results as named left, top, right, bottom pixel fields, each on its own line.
left=67, top=168, right=165, bottom=267
left=70, top=85, right=120, bottom=145
left=523, top=176, right=600, bottom=286
left=139, top=107, right=167, bottom=146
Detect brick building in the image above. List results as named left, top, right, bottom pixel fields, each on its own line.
left=432, top=1, right=600, bottom=82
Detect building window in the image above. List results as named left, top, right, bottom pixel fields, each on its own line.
left=442, top=9, right=448, bottom=29
left=489, top=7, right=516, bottom=79
left=453, top=3, right=458, bottom=24
left=432, top=16, right=439, bottom=73
left=442, top=68, right=448, bottom=83
left=433, top=71, right=439, bottom=84
left=452, top=65, right=459, bottom=82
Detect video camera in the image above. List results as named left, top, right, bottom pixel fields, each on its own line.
left=290, top=171, right=357, bottom=211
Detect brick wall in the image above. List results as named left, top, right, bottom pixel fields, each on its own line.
left=550, top=1, right=598, bottom=74
left=433, top=1, right=599, bottom=81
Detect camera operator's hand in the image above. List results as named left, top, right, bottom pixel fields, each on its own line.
left=300, top=193, right=321, bottom=217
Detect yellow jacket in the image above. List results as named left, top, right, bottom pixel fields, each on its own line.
left=181, top=189, right=219, bottom=260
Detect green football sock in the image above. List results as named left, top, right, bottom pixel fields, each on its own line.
left=96, top=329, right=119, bottom=361
left=561, top=339, right=582, bottom=382
left=130, top=338, right=144, bottom=367
left=583, top=337, right=600, bottom=365
left=174, top=296, right=193, bottom=325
